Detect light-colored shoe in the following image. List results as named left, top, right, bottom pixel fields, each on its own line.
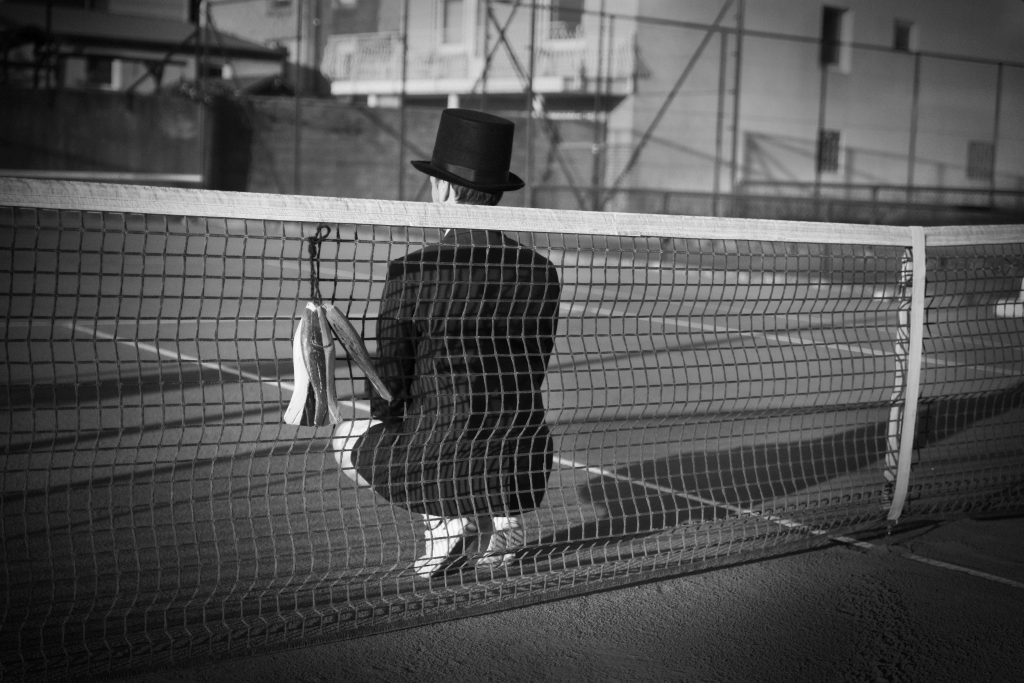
left=282, top=310, right=312, bottom=425
left=413, top=516, right=478, bottom=578
left=994, top=295, right=1024, bottom=319
left=477, top=516, right=524, bottom=567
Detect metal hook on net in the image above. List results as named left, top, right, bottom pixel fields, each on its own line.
left=307, top=223, right=333, bottom=304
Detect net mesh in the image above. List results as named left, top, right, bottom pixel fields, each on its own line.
left=2, top=180, right=1023, bottom=677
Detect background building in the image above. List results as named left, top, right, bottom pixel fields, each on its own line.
left=226, top=0, right=1023, bottom=216
left=0, top=0, right=285, bottom=93
left=3, top=0, right=1022, bottom=222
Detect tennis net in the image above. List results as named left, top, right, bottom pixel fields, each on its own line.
left=2, top=178, right=1022, bottom=678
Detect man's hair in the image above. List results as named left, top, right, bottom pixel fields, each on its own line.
left=450, top=182, right=503, bottom=206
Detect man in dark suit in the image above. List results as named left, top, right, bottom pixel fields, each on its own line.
left=333, top=109, right=561, bottom=578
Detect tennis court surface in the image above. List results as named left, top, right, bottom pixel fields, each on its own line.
left=131, top=514, right=1024, bottom=682
left=2, top=178, right=1022, bottom=679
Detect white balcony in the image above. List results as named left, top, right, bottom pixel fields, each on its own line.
left=322, top=30, right=635, bottom=98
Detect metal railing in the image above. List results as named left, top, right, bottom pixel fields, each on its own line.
left=321, top=29, right=635, bottom=94
left=740, top=181, right=1024, bottom=212
left=532, top=184, right=1024, bottom=225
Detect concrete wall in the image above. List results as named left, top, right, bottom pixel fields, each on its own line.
left=0, top=88, right=586, bottom=205
left=242, top=97, right=590, bottom=206
left=243, top=97, right=440, bottom=199
left=0, top=88, right=202, bottom=176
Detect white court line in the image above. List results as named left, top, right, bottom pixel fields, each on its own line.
left=565, top=301, right=1019, bottom=378
left=893, top=550, right=1024, bottom=590
left=67, top=319, right=1021, bottom=590
left=284, top=255, right=894, bottom=361
left=66, top=321, right=286, bottom=388
left=62, top=251, right=1017, bottom=390
left=64, top=321, right=374, bottom=415
left=72, top=307, right=848, bottom=544
left=552, top=455, right=873, bottom=550
left=552, top=455, right=1024, bottom=590
left=278, top=254, right=1017, bottom=377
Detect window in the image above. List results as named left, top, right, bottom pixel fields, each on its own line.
left=967, top=141, right=994, bottom=181
left=817, top=129, right=841, bottom=173
left=549, top=0, right=584, bottom=40
left=820, top=6, right=852, bottom=71
left=440, top=0, right=464, bottom=45
left=199, top=62, right=225, bottom=80
left=893, top=20, right=916, bottom=52
left=85, top=56, right=114, bottom=88
left=267, top=0, right=292, bottom=15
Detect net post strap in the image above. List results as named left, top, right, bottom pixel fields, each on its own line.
left=887, top=226, right=927, bottom=524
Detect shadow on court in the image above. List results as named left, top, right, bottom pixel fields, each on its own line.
left=528, top=381, right=1024, bottom=561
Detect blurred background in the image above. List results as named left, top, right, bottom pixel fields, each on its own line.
left=2, top=0, right=1023, bottom=224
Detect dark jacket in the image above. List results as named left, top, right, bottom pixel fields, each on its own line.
left=352, top=228, right=561, bottom=518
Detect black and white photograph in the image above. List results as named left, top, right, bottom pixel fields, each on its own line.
left=2, top=1, right=1023, bottom=680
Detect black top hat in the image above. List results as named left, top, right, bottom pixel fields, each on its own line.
left=411, top=109, right=525, bottom=192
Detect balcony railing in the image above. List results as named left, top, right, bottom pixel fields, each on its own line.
left=321, top=32, right=401, bottom=82
left=321, top=29, right=635, bottom=95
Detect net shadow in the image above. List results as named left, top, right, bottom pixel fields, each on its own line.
left=529, top=380, right=1024, bottom=560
